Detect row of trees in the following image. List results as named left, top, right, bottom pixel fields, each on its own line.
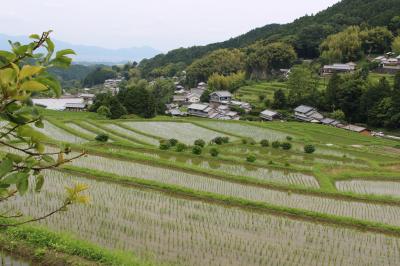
left=320, top=25, right=399, bottom=63
left=90, top=78, right=175, bottom=119
left=278, top=64, right=400, bottom=129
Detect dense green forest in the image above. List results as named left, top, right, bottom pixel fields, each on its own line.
left=138, top=0, right=400, bottom=77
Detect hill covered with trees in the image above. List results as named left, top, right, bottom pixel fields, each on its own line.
left=139, top=0, right=400, bottom=77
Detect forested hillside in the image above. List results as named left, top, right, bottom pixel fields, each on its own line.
left=139, top=0, right=400, bottom=77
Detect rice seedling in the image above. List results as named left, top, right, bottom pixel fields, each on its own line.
left=196, top=121, right=288, bottom=141
left=5, top=170, right=400, bottom=266
left=336, top=180, right=400, bottom=197
left=102, top=124, right=160, bottom=146
left=33, top=121, right=86, bottom=143
left=123, top=122, right=234, bottom=144
left=69, top=154, right=400, bottom=227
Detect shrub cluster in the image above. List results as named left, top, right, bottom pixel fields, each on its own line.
left=209, top=148, right=219, bottom=157
left=194, top=139, right=206, bottom=147
left=192, top=145, right=203, bottom=155
left=304, top=144, right=316, bottom=154
left=95, top=133, right=109, bottom=142
left=212, top=136, right=230, bottom=145
left=246, top=154, right=257, bottom=163
left=260, top=139, right=269, bottom=147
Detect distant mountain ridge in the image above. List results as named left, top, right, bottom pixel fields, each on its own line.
left=0, top=33, right=161, bottom=64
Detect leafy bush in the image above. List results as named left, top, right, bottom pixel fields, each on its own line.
left=210, top=148, right=219, bottom=157
left=271, top=141, right=281, bottom=148
left=168, top=139, right=178, bottom=147
left=194, top=139, right=206, bottom=147
left=176, top=143, right=187, bottom=152
left=192, top=145, right=203, bottom=155
left=281, top=142, right=292, bottom=150
left=212, top=137, right=224, bottom=145
left=260, top=139, right=269, bottom=147
left=159, top=140, right=171, bottom=150
left=248, top=138, right=256, bottom=145
left=304, top=144, right=316, bottom=154
left=286, top=136, right=293, bottom=141
left=241, top=139, right=248, bottom=144
left=221, top=137, right=230, bottom=143
left=246, top=154, right=257, bottom=163
left=95, top=133, right=109, bottom=142
left=97, top=105, right=111, bottom=118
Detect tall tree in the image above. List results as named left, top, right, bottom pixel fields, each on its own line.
left=287, top=65, right=321, bottom=107
left=272, top=89, right=287, bottom=109
left=392, top=36, right=400, bottom=54
left=186, top=49, right=245, bottom=86
left=360, top=27, right=393, bottom=55
left=320, top=26, right=363, bottom=63
left=325, top=73, right=342, bottom=111
left=246, top=42, right=297, bottom=79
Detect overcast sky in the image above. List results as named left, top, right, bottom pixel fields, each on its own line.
left=2, top=0, right=340, bottom=52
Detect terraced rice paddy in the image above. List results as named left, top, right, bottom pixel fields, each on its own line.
left=104, top=147, right=319, bottom=187
left=33, top=121, right=86, bottom=143
left=336, top=180, right=400, bottom=197
left=68, top=154, right=400, bottom=226
left=5, top=113, right=400, bottom=265
left=196, top=121, right=288, bottom=141
left=6, top=171, right=400, bottom=266
left=102, top=124, right=160, bottom=146
left=65, top=123, right=97, bottom=139
left=123, top=122, right=234, bottom=144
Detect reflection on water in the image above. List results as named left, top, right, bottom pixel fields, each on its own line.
left=0, top=252, right=30, bottom=266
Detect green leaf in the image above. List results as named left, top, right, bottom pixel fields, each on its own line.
left=16, top=173, right=29, bottom=195
left=56, top=49, right=76, bottom=57
left=35, top=175, right=44, bottom=192
left=34, top=120, right=44, bottom=128
left=35, top=76, right=61, bottom=97
left=2, top=172, right=21, bottom=185
left=0, top=159, right=13, bottom=178
left=29, top=34, right=40, bottom=40
left=45, top=38, right=55, bottom=53
left=5, top=153, right=23, bottom=164
left=35, top=143, right=45, bottom=154
left=42, top=155, right=55, bottom=164
left=0, top=51, right=16, bottom=61
left=19, top=65, right=44, bottom=80
left=0, top=68, right=16, bottom=85
left=50, top=56, right=72, bottom=68
left=20, top=80, right=48, bottom=92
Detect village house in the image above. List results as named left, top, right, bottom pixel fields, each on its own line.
left=341, top=124, right=371, bottom=136
left=373, top=54, right=400, bottom=73
left=321, top=62, right=356, bottom=76
left=210, top=91, right=233, bottom=105
left=187, top=103, right=212, bottom=118
left=320, top=118, right=344, bottom=128
left=65, top=103, right=87, bottom=112
left=230, top=100, right=252, bottom=113
left=78, top=93, right=95, bottom=105
left=294, top=105, right=324, bottom=122
left=260, top=109, right=280, bottom=121
left=172, top=95, right=187, bottom=105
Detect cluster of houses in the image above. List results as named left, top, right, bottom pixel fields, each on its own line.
left=373, top=53, right=400, bottom=73
left=104, top=78, right=123, bottom=95
left=260, top=105, right=371, bottom=136
left=166, top=82, right=252, bottom=120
